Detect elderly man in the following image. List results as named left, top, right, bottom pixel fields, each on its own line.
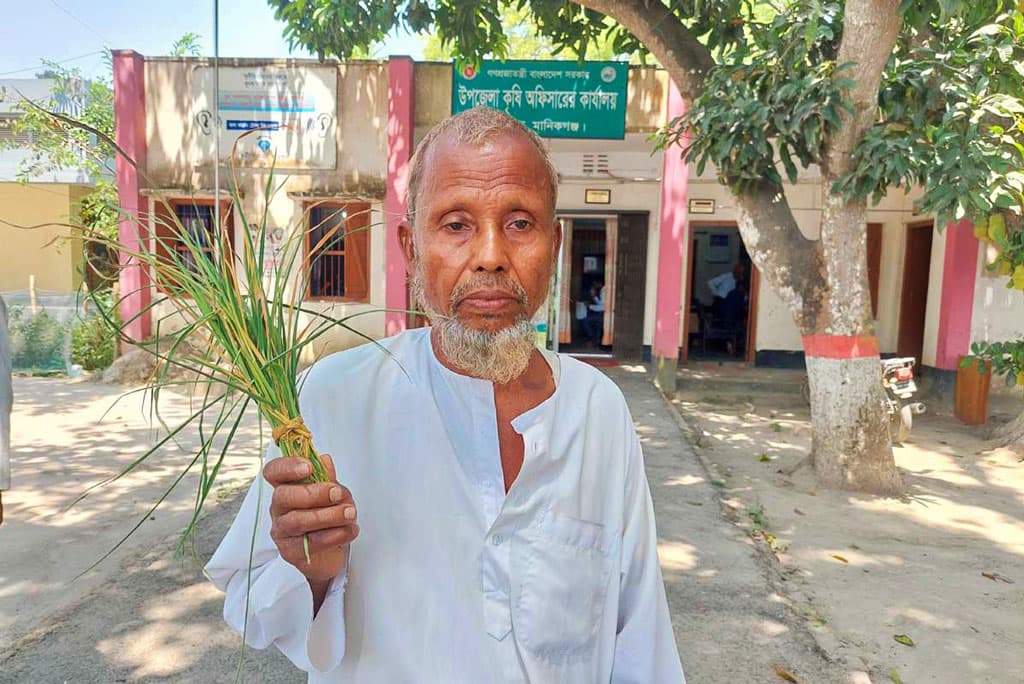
left=206, top=107, right=684, bottom=682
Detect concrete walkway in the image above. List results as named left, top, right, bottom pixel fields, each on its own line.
left=608, top=365, right=850, bottom=683
left=1, top=368, right=852, bottom=683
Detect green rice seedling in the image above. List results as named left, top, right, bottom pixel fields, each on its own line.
left=74, top=134, right=405, bottom=568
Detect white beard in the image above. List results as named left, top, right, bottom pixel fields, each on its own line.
left=409, top=264, right=536, bottom=385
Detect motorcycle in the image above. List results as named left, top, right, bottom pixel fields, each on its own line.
left=881, top=357, right=927, bottom=443
left=800, top=356, right=927, bottom=443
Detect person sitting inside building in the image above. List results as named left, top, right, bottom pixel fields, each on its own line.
left=205, top=107, right=685, bottom=683
left=582, top=278, right=606, bottom=346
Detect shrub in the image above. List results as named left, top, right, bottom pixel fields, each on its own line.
left=71, top=314, right=116, bottom=370
left=8, top=308, right=68, bottom=372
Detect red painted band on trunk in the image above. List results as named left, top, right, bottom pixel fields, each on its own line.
left=802, top=334, right=880, bottom=359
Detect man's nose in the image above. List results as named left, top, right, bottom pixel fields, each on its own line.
left=470, top=222, right=510, bottom=272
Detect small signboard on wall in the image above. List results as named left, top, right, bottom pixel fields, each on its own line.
left=191, top=65, right=337, bottom=168
left=585, top=188, right=611, bottom=204
left=689, top=199, right=716, bottom=214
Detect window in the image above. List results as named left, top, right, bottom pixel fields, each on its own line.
left=153, top=199, right=233, bottom=292
left=306, top=202, right=370, bottom=302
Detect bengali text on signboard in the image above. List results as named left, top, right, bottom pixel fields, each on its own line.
left=451, top=60, right=627, bottom=140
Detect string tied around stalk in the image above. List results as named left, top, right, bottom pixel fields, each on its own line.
left=272, top=416, right=312, bottom=447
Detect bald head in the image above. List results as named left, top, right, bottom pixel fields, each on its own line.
left=405, top=107, right=559, bottom=227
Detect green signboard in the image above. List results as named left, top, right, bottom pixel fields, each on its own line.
left=452, top=60, right=628, bottom=140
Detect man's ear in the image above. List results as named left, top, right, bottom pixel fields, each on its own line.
left=398, top=220, right=416, bottom=274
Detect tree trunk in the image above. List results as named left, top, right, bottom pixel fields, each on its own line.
left=800, top=0, right=904, bottom=495
left=803, top=197, right=901, bottom=495
left=995, top=409, right=1024, bottom=451
left=575, top=0, right=905, bottom=494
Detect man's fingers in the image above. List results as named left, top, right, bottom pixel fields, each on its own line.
left=263, top=456, right=314, bottom=487
left=321, top=453, right=337, bottom=482
left=307, top=524, right=359, bottom=552
left=278, top=524, right=360, bottom=558
left=273, top=504, right=357, bottom=538
left=271, top=481, right=352, bottom=515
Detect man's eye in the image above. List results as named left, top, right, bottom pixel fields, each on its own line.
left=445, top=222, right=468, bottom=232
left=509, top=219, right=532, bottom=231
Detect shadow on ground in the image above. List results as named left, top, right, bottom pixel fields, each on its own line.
left=0, top=492, right=299, bottom=684
left=670, top=373, right=1024, bottom=683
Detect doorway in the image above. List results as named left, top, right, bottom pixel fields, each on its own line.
left=682, top=222, right=757, bottom=363
left=552, top=213, right=649, bottom=358
left=897, top=221, right=935, bottom=364
left=558, top=217, right=610, bottom=354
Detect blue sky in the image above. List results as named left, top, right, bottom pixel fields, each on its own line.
left=0, top=0, right=426, bottom=80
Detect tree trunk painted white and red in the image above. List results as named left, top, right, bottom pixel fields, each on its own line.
left=576, top=0, right=905, bottom=494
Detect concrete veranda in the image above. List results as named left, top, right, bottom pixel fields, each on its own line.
left=0, top=369, right=851, bottom=682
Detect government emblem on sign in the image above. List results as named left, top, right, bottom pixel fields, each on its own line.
left=600, top=66, right=616, bottom=83
left=461, top=64, right=478, bottom=80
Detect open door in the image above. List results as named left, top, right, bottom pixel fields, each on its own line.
left=682, top=222, right=756, bottom=363
left=897, top=221, right=934, bottom=365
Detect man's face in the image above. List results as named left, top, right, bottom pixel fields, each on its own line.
left=400, top=132, right=561, bottom=333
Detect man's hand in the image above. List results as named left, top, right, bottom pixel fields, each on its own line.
left=264, top=454, right=358, bottom=605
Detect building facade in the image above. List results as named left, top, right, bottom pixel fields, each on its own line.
left=0, top=78, right=94, bottom=294
left=112, top=52, right=1024, bottom=386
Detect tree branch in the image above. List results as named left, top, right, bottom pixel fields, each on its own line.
left=570, top=0, right=714, bottom=101
left=572, top=0, right=820, bottom=321
left=822, top=0, right=901, bottom=178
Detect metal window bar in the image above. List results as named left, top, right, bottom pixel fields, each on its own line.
left=309, top=206, right=347, bottom=298
left=173, top=205, right=216, bottom=275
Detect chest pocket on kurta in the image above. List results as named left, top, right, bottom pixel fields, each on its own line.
left=511, top=511, right=612, bottom=663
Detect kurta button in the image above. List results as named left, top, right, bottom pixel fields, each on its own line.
left=491, top=534, right=504, bottom=546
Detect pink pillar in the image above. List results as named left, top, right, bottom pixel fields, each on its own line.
left=653, top=83, right=689, bottom=392
left=112, top=50, right=151, bottom=342
left=384, top=56, right=415, bottom=337
left=934, top=219, right=979, bottom=370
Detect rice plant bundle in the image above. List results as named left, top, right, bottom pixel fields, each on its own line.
left=78, top=142, right=391, bottom=566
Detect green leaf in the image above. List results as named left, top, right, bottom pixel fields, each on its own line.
left=894, top=634, right=915, bottom=647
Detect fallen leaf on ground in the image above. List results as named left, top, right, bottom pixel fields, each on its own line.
left=981, top=572, right=1014, bottom=583
left=831, top=554, right=849, bottom=563
left=894, top=634, right=915, bottom=647
left=793, top=508, right=805, bottom=516
left=771, top=663, right=799, bottom=683
left=889, top=669, right=904, bottom=684
left=758, top=453, right=772, bottom=462
left=686, top=501, right=704, bottom=506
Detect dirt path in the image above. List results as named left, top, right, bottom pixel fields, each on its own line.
left=2, top=371, right=859, bottom=682
left=670, top=374, right=1024, bottom=683
left=0, top=377, right=265, bottom=651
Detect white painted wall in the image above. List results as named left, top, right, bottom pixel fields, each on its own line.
left=971, top=246, right=1024, bottom=343
left=550, top=133, right=666, bottom=347
left=919, top=222, right=945, bottom=368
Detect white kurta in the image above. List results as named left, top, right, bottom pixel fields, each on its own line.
left=205, top=328, right=685, bottom=683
